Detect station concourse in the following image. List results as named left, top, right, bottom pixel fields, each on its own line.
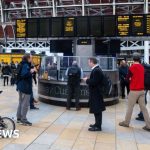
left=0, top=0, right=150, bottom=150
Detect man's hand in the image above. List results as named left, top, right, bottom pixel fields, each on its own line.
left=83, top=77, right=88, bottom=82
left=30, top=68, right=36, bottom=73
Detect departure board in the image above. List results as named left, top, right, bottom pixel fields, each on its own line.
left=103, top=16, right=116, bottom=37
left=146, top=14, right=150, bottom=35
left=51, top=17, right=63, bottom=37
left=64, top=17, right=75, bottom=37
left=16, top=19, right=26, bottom=38
left=117, top=15, right=130, bottom=36
left=131, top=15, right=144, bottom=36
left=27, top=19, right=38, bottom=38
left=39, top=18, right=50, bottom=37
left=89, top=16, right=102, bottom=36
left=76, top=17, right=89, bottom=37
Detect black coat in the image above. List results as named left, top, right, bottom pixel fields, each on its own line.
left=86, top=66, right=106, bottom=114
left=2, top=65, right=11, bottom=75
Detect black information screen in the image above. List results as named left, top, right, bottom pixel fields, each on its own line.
left=76, top=17, right=88, bottom=37
left=51, top=17, right=63, bottom=37
left=50, top=40, right=72, bottom=55
left=89, top=16, right=102, bottom=36
left=95, top=40, right=108, bottom=55
left=39, top=18, right=50, bottom=37
left=131, top=15, right=144, bottom=36
left=146, top=14, right=150, bottom=35
left=103, top=16, right=116, bottom=37
left=27, top=19, right=38, bottom=38
left=110, top=40, right=121, bottom=54
left=64, top=17, right=75, bottom=37
left=117, top=15, right=130, bottom=36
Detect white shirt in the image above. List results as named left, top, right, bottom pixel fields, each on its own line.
left=91, top=64, right=99, bottom=70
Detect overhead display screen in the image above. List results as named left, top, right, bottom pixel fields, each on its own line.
left=16, top=14, right=150, bottom=38
left=89, top=16, right=102, bottom=36
left=51, top=17, right=63, bottom=37
left=16, top=19, right=26, bottom=38
left=39, top=18, right=50, bottom=37
left=131, top=15, right=144, bottom=36
left=50, top=40, right=73, bottom=55
left=27, top=19, right=38, bottom=38
left=103, top=16, right=116, bottom=37
left=95, top=40, right=108, bottom=55
left=76, top=17, right=88, bottom=37
left=64, top=17, right=75, bottom=37
left=146, top=14, right=150, bottom=35
left=117, top=15, right=130, bottom=36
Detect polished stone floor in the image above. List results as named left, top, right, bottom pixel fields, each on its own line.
left=0, top=83, right=150, bottom=150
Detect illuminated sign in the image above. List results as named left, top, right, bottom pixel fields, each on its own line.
left=131, top=15, right=144, bottom=36
left=16, top=19, right=26, bottom=38
left=117, top=15, right=130, bottom=36
left=64, top=17, right=75, bottom=36
left=146, top=14, right=150, bottom=35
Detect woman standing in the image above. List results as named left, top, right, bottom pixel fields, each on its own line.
left=2, top=63, right=11, bottom=86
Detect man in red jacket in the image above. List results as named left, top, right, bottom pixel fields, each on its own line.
left=119, top=53, right=150, bottom=132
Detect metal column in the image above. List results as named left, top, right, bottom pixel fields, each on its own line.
left=25, top=0, right=29, bottom=18
left=144, top=0, right=149, bottom=63
left=82, top=0, right=85, bottom=16
left=52, top=0, right=56, bottom=17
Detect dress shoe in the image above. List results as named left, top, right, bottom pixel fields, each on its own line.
left=66, top=107, right=70, bottom=110
left=76, top=107, right=81, bottom=111
left=89, top=124, right=96, bottom=128
left=119, top=121, right=129, bottom=127
left=136, top=117, right=144, bottom=121
left=30, top=107, right=39, bottom=110
left=34, top=100, right=39, bottom=104
left=88, top=126, right=101, bottom=132
left=143, top=126, right=150, bottom=132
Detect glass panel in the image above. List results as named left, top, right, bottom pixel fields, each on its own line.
left=39, top=56, right=117, bottom=81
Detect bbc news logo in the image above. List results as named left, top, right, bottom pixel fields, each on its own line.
left=0, top=130, right=20, bottom=138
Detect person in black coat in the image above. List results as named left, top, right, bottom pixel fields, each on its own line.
left=119, top=60, right=130, bottom=99
left=2, top=62, right=11, bottom=86
left=83, top=57, right=106, bottom=131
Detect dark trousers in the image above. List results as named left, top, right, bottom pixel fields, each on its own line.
left=67, top=84, right=80, bottom=108
left=120, top=80, right=130, bottom=98
left=4, top=76, right=9, bottom=86
left=30, top=92, right=34, bottom=109
left=138, top=90, right=148, bottom=119
left=94, top=112, right=102, bottom=128
left=33, top=75, right=37, bottom=84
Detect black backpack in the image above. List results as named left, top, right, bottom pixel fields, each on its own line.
left=101, top=73, right=112, bottom=96
left=16, top=63, right=23, bottom=84
left=95, top=67, right=112, bottom=96
left=68, top=66, right=81, bottom=85
left=144, top=64, right=150, bottom=90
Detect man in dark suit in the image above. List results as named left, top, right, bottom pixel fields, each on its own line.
left=83, top=57, right=106, bottom=131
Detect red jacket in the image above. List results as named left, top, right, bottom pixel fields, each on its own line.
left=127, top=63, right=144, bottom=91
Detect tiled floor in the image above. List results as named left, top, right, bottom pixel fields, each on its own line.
left=0, top=83, right=150, bottom=150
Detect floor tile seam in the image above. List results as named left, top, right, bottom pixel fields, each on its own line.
left=70, top=113, right=91, bottom=150
left=23, top=110, right=67, bottom=150
left=47, top=109, right=78, bottom=149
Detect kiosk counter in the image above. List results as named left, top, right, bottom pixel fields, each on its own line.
left=38, top=56, right=120, bottom=107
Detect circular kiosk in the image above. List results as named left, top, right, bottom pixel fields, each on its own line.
left=38, top=56, right=119, bottom=107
